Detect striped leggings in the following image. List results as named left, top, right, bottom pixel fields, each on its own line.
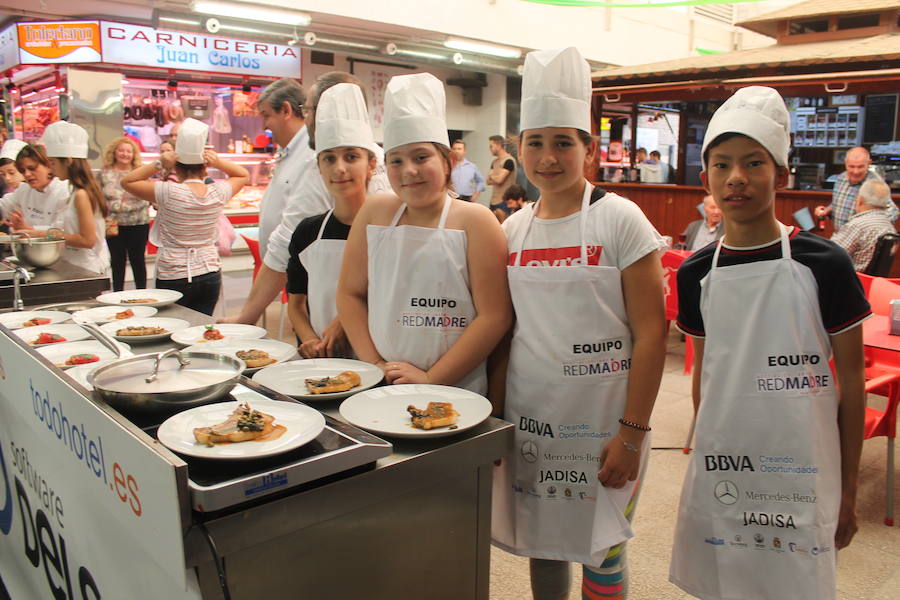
left=529, top=479, right=641, bottom=600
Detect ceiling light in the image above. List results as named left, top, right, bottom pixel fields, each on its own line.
left=160, top=16, right=202, bottom=27
left=191, top=1, right=311, bottom=27
left=443, top=38, right=521, bottom=59
left=396, top=49, right=449, bottom=61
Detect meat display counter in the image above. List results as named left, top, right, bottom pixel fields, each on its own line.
left=0, top=301, right=513, bottom=600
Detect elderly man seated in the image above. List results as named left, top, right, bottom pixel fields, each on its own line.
left=831, top=179, right=897, bottom=271
left=682, top=194, right=724, bottom=251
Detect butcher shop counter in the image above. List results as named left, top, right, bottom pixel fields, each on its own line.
left=0, top=259, right=110, bottom=307
left=0, top=301, right=513, bottom=600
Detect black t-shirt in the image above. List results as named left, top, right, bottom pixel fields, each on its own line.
left=676, top=228, right=870, bottom=337
left=501, top=158, right=515, bottom=172
left=286, top=212, right=352, bottom=295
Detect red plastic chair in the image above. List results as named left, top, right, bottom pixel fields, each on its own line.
left=863, top=372, right=900, bottom=526
left=868, top=277, right=900, bottom=316
left=857, top=273, right=900, bottom=300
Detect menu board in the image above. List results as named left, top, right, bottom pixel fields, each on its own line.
left=864, top=94, right=898, bottom=144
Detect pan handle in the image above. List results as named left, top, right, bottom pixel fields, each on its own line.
left=145, top=348, right=192, bottom=384
left=76, top=320, right=128, bottom=359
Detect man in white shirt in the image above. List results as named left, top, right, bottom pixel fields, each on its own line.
left=223, top=74, right=389, bottom=325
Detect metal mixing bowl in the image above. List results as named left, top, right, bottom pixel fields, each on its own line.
left=11, top=237, right=66, bottom=268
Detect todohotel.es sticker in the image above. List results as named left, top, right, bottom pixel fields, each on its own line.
left=17, top=21, right=101, bottom=64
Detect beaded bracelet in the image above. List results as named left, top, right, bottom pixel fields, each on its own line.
left=618, top=417, right=651, bottom=432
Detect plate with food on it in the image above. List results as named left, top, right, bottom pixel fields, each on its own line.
left=99, top=317, right=191, bottom=342
left=13, top=323, right=92, bottom=346
left=95, top=289, right=183, bottom=308
left=338, top=384, right=492, bottom=439
left=170, top=323, right=267, bottom=346
left=36, top=340, right=133, bottom=369
left=0, top=310, right=72, bottom=330
left=156, top=398, right=326, bottom=459
left=184, top=339, right=298, bottom=372
left=71, top=305, right=158, bottom=323
left=252, top=358, right=384, bottom=401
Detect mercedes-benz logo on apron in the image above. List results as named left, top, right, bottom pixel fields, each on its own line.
left=714, top=480, right=739, bottom=505
left=520, top=440, right=538, bottom=463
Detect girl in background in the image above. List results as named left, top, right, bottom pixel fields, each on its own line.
left=337, top=73, right=511, bottom=393
left=121, top=118, right=248, bottom=315
left=26, top=121, right=110, bottom=274
left=491, top=47, right=666, bottom=600
left=100, top=136, right=149, bottom=290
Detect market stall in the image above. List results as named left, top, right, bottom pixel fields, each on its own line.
left=0, top=299, right=512, bottom=599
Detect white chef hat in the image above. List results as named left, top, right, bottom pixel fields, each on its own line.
left=40, top=121, right=89, bottom=159
left=0, top=139, right=27, bottom=162
left=383, top=73, right=449, bottom=152
left=701, top=86, right=790, bottom=169
left=520, top=47, right=591, bottom=134
left=314, top=83, right=379, bottom=156
left=175, top=118, right=209, bottom=164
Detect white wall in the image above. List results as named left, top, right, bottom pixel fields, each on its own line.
left=299, top=50, right=506, bottom=192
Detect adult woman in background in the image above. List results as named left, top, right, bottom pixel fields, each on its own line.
left=0, top=144, right=69, bottom=231
left=121, top=118, right=248, bottom=315
left=100, top=136, right=149, bottom=290
left=19, top=122, right=109, bottom=274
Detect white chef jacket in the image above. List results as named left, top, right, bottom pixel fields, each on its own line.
left=262, top=136, right=391, bottom=272
left=0, top=178, right=69, bottom=229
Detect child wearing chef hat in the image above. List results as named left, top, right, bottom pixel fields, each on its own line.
left=490, top=46, right=666, bottom=599
left=337, top=72, right=511, bottom=393
left=30, top=120, right=111, bottom=275
left=670, top=86, right=867, bottom=600
left=0, top=138, right=27, bottom=196
left=286, top=82, right=386, bottom=359
left=121, top=117, right=249, bottom=315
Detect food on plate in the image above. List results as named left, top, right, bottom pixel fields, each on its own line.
left=121, top=298, right=156, bottom=304
left=22, top=317, right=52, bottom=327
left=407, top=402, right=459, bottom=430
left=202, top=325, right=224, bottom=341
left=65, top=353, right=100, bottom=366
left=304, top=370, right=361, bottom=395
left=193, top=403, right=285, bottom=446
left=236, top=349, right=276, bottom=368
left=114, top=309, right=134, bottom=320
left=116, top=325, right=168, bottom=337
left=31, top=332, right=67, bottom=345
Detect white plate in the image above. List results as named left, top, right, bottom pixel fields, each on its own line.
left=71, top=305, right=158, bottom=323
left=170, top=323, right=267, bottom=346
left=65, top=360, right=120, bottom=389
left=13, top=323, right=91, bottom=346
left=339, top=384, right=492, bottom=439
left=0, top=310, right=72, bottom=330
left=252, top=359, right=384, bottom=401
left=36, top=340, right=133, bottom=369
left=99, top=317, right=191, bottom=342
left=185, top=339, right=298, bottom=373
left=156, top=398, right=326, bottom=460
left=95, top=288, right=183, bottom=308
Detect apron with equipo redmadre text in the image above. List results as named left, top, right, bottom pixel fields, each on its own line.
left=367, top=195, right=486, bottom=394
left=492, top=181, right=649, bottom=567
left=670, top=225, right=841, bottom=600
left=298, top=210, right=352, bottom=357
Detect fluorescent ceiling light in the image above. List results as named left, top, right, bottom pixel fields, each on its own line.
left=191, top=1, right=311, bottom=27
left=396, top=49, right=448, bottom=61
left=159, top=16, right=201, bottom=26
left=443, top=38, right=521, bottom=59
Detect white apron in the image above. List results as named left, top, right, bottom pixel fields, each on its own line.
left=367, top=195, right=486, bottom=394
left=298, top=210, right=352, bottom=357
left=492, top=182, right=648, bottom=566
left=61, top=192, right=110, bottom=275
left=670, top=225, right=840, bottom=600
